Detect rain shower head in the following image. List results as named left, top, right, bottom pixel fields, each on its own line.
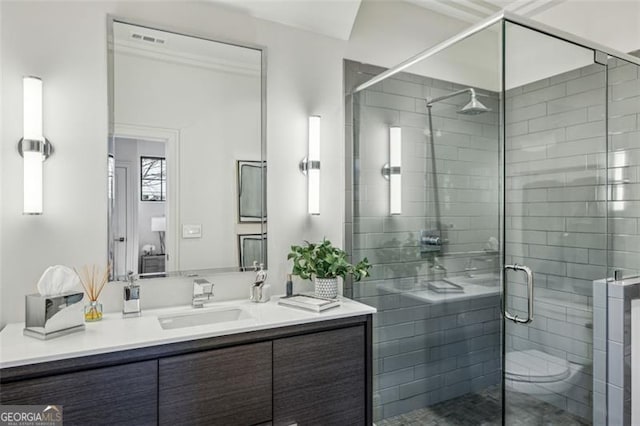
left=426, top=88, right=491, bottom=115
left=457, top=94, right=491, bottom=115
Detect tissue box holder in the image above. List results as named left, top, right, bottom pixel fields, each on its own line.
left=23, top=292, right=85, bottom=340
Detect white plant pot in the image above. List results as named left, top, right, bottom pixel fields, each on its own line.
left=314, top=277, right=339, bottom=299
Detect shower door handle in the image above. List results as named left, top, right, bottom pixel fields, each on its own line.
left=504, top=264, right=534, bottom=324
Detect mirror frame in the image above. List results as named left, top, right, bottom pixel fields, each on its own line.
left=107, top=15, right=267, bottom=281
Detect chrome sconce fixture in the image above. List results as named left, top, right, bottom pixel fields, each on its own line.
left=299, top=115, right=321, bottom=215
left=19, top=76, right=52, bottom=215
left=381, top=126, right=402, bottom=215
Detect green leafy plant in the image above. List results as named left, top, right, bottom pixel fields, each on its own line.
left=288, top=239, right=371, bottom=281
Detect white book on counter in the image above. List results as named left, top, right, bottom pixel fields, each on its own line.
left=278, top=294, right=341, bottom=312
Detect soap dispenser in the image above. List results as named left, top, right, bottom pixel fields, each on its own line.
left=123, top=271, right=141, bottom=318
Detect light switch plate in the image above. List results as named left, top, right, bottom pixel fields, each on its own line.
left=182, top=224, right=202, bottom=239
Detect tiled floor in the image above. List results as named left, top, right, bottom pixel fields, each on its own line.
left=376, top=385, right=589, bottom=426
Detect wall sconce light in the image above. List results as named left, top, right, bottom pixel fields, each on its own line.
left=19, top=76, right=52, bottom=215
left=382, top=126, right=401, bottom=215
left=299, top=115, right=321, bottom=215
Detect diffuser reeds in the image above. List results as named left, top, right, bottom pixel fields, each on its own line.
left=75, top=263, right=110, bottom=321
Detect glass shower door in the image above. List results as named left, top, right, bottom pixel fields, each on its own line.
left=347, top=21, right=505, bottom=425
left=503, top=21, right=607, bottom=425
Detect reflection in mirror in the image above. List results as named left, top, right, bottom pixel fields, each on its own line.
left=141, top=156, right=166, bottom=202
left=238, top=234, right=268, bottom=270
left=108, top=19, right=266, bottom=280
left=238, top=161, right=267, bottom=223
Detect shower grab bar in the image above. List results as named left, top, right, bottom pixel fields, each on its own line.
left=504, top=264, right=534, bottom=324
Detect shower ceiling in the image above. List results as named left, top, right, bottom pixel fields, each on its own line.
left=207, top=0, right=559, bottom=39
left=404, top=0, right=564, bottom=23
left=211, top=0, right=363, bottom=40
left=204, top=0, right=639, bottom=55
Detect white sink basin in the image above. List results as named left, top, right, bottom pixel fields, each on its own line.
left=158, top=307, right=252, bottom=330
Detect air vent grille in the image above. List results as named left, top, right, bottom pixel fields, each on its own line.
left=131, top=33, right=166, bottom=45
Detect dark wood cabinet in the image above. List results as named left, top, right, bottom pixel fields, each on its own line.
left=0, top=360, right=157, bottom=426
left=273, top=325, right=366, bottom=426
left=0, top=315, right=372, bottom=426
left=159, top=341, right=272, bottom=426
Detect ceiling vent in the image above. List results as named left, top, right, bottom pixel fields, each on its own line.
left=131, top=32, right=166, bottom=45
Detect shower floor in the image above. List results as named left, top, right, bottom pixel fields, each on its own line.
left=376, top=385, right=589, bottom=426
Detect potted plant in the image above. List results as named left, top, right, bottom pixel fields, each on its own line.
left=288, top=239, right=371, bottom=299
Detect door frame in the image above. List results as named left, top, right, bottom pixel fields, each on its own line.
left=114, top=162, right=137, bottom=276
left=111, top=123, right=180, bottom=273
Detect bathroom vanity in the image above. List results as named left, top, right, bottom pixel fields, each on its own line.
left=0, top=298, right=375, bottom=426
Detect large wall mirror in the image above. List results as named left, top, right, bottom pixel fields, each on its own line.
left=107, top=18, right=266, bottom=280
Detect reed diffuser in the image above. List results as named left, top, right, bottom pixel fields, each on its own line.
left=75, top=263, right=110, bottom=322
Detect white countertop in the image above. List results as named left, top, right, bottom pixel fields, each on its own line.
left=0, top=296, right=375, bottom=369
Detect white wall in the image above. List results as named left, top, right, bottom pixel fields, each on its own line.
left=505, top=22, right=595, bottom=90
left=0, top=0, right=341, bottom=325
left=534, top=0, right=640, bottom=55
left=345, top=0, right=502, bottom=91
left=348, top=1, right=640, bottom=92
left=0, top=0, right=4, bottom=328
left=0, top=0, right=473, bottom=326
left=345, top=0, right=468, bottom=71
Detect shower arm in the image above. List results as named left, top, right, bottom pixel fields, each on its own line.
left=426, top=88, right=477, bottom=107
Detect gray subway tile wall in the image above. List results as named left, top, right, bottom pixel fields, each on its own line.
left=594, top=277, right=640, bottom=426
left=600, top=57, right=640, bottom=423
left=345, top=53, right=639, bottom=423
left=346, top=60, right=502, bottom=422
left=607, top=57, right=640, bottom=280
left=505, top=56, right=639, bottom=423
left=505, top=62, right=607, bottom=422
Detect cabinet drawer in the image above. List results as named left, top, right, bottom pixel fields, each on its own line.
left=0, top=360, right=157, bottom=426
left=159, top=341, right=272, bottom=426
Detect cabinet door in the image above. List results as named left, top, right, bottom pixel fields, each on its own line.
left=0, top=360, right=157, bottom=426
left=273, top=326, right=366, bottom=425
left=159, top=341, right=272, bottom=426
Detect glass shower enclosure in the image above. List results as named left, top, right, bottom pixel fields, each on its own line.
left=346, top=11, right=640, bottom=425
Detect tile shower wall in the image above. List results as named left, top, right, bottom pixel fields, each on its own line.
left=593, top=277, right=640, bottom=426
left=604, top=54, right=640, bottom=426
left=345, top=60, right=501, bottom=421
left=503, top=59, right=635, bottom=421
left=607, top=56, right=640, bottom=278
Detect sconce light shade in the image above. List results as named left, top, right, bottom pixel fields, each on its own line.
left=381, top=127, right=402, bottom=215
left=20, top=76, right=52, bottom=215
left=151, top=216, right=167, bottom=232
left=389, top=127, right=402, bottom=215
left=23, top=77, right=43, bottom=141
left=23, top=151, right=44, bottom=214
left=300, top=116, right=321, bottom=215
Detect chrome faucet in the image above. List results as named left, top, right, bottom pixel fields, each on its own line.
left=192, top=278, right=214, bottom=308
